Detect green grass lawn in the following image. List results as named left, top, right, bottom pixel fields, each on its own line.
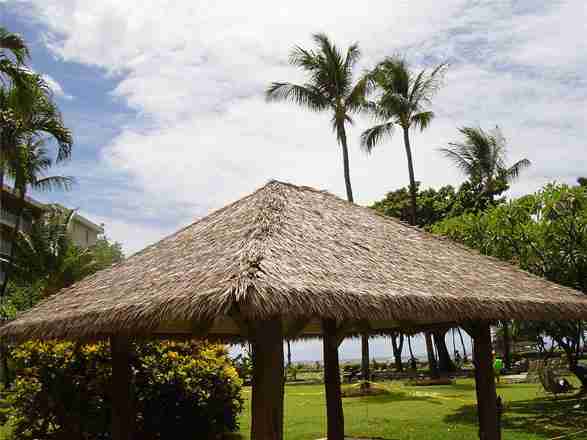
left=237, top=379, right=587, bottom=439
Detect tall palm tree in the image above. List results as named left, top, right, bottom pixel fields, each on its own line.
left=361, top=57, right=446, bottom=378
left=266, top=33, right=369, bottom=202
left=361, top=56, right=447, bottom=225
left=439, top=126, right=531, bottom=196
left=266, top=33, right=370, bottom=440
left=0, top=77, right=72, bottom=298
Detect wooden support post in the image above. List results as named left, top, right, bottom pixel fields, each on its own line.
left=250, top=318, right=284, bottom=440
left=323, top=319, right=344, bottom=440
left=110, top=336, right=133, bottom=440
left=470, top=322, right=500, bottom=440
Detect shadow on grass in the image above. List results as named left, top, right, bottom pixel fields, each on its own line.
left=344, top=389, right=444, bottom=406
left=444, top=393, right=587, bottom=438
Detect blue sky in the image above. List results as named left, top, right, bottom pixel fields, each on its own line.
left=1, top=0, right=585, bottom=360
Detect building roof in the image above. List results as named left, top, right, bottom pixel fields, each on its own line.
left=2, top=180, right=587, bottom=341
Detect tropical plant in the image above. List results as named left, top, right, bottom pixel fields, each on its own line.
left=1, top=137, right=73, bottom=294
left=0, top=75, right=73, bottom=298
left=361, top=56, right=447, bottom=225
left=9, top=207, right=121, bottom=300
left=0, top=27, right=34, bottom=217
left=0, top=27, right=29, bottom=84
left=371, top=180, right=510, bottom=229
left=432, top=182, right=587, bottom=388
left=439, top=126, right=531, bottom=197
left=438, top=128, right=530, bottom=369
left=266, top=33, right=369, bottom=202
left=7, top=339, right=244, bottom=439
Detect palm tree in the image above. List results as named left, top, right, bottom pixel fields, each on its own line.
left=11, top=207, right=98, bottom=297
left=441, top=126, right=530, bottom=369
left=439, top=126, right=531, bottom=197
left=266, top=33, right=370, bottom=440
left=361, top=57, right=446, bottom=378
left=0, top=27, right=33, bottom=213
left=1, top=136, right=73, bottom=295
left=266, top=33, right=369, bottom=202
left=361, top=56, right=447, bottom=225
left=0, top=26, right=30, bottom=93
left=0, top=76, right=72, bottom=298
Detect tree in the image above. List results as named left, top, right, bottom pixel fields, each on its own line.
left=0, top=27, right=29, bottom=82
left=0, top=76, right=73, bottom=297
left=371, top=183, right=456, bottom=228
left=1, top=137, right=73, bottom=295
left=267, top=33, right=372, bottom=403
left=361, top=58, right=445, bottom=377
left=361, top=56, right=447, bottom=226
left=390, top=332, right=404, bottom=372
left=439, top=126, right=530, bottom=198
left=9, top=207, right=122, bottom=301
left=432, top=182, right=587, bottom=388
left=266, top=33, right=369, bottom=202
left=0, top=27, right=34, bottom=218
left=437, top=124, right=530, bottom=370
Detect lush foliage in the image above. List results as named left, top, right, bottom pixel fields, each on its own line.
left=371, top=180, right=509, bottom=228
left=432, top=182, right=587, bottom=385
left=439, top=126, right=530, bottom=196
left=6, top=339, right=243, bottom=439
left=0, top=207, right=123, bottom=318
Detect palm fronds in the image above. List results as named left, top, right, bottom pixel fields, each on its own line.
left=440, top=126, right=531, bottom=192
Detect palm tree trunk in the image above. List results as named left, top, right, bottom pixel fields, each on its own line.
left=402, top=126, right=417, bottom=226
left=452, top=328, right=457, bottom=356
left=433, top=329, right=456, bottom=374
left=361, top=334, right=369, bottom=383
left=458, top=327, right=469, bottom=361
left=425, top=332, right=439, bottom=378
left=338, top=124, right=354, bottom=203
left=391, top=333, right=404, bottom=372
left=502, top=321, right=511, bottom=370
left=338, top=122, right=370, bottom=387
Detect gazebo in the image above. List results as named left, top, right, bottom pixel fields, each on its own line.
left=2, top=180, right=587, bottom=440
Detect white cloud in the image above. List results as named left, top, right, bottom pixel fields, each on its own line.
left=42, top=74, right=73, bottom=100
left=16, top=0, right=587, bottom=249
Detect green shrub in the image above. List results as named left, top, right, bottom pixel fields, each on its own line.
left=7, top=339, right=243, bottom=439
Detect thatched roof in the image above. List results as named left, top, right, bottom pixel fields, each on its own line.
left=2, top=180, right=587, bottom=341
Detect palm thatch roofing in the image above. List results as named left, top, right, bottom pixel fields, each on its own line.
left=2, top=180, right=587, bottom=341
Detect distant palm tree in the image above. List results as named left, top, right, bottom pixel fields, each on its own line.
left=266, top=33, right=369, bottom=202
left=440, top=126, right=530, bottom=369
left=439, top=126, right=531, bottom=197
left=361, top=56, right=447, bottom=225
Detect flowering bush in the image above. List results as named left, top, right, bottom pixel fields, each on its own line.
left=7, top=339, right=243, bottom=439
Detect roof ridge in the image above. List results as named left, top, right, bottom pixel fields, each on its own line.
left=233, top=181, right=289, bottom=302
